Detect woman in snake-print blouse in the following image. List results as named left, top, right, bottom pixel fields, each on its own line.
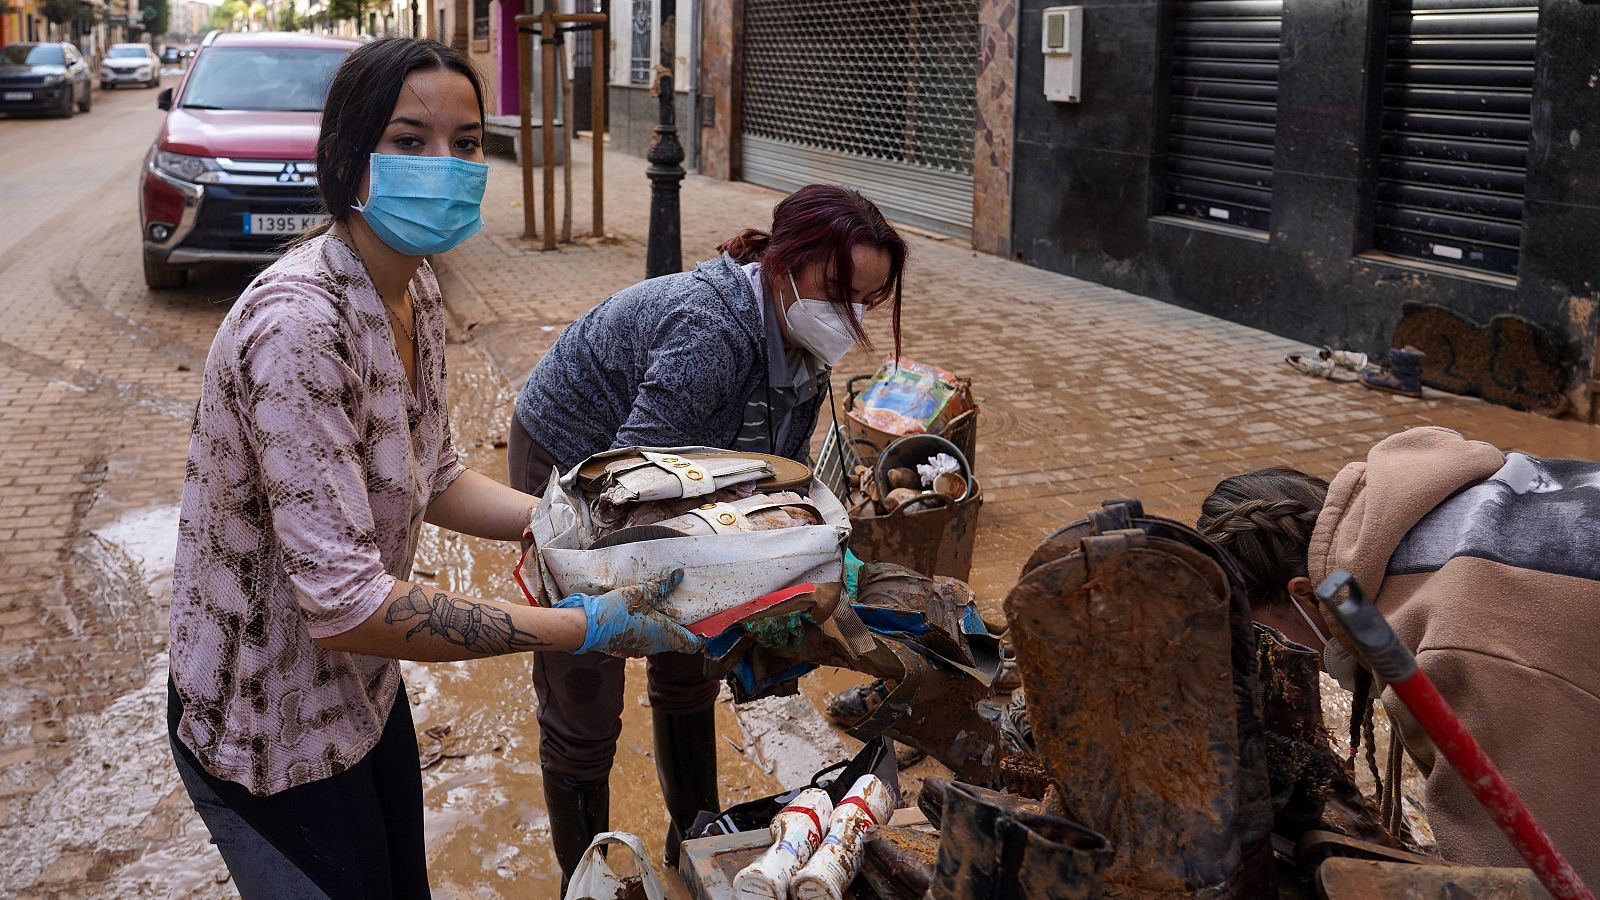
left=167, top=38, right=699, bottom=898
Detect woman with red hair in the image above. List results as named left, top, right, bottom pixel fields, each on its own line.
left=508, top=183, right=908, bottom=882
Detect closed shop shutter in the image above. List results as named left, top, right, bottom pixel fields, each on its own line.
left=740, top=0, right=978, bottom=239
left=1372, top=1, right=1537, bottom=277
left=1161, top=0, right=1284, bottom=232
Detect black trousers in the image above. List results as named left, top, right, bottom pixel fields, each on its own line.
left=168, top=680, right=431, bottom=899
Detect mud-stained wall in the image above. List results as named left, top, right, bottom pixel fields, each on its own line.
left=972, top=0, right=1018, bottom=258
left=1010, top=0, right=1600, bottom=419
left=697, top=0, right=741, bottom=181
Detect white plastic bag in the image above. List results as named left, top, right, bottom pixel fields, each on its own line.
left=564, top=832, right=667, bottom=900
left=522, top=446, right=851, bottom=626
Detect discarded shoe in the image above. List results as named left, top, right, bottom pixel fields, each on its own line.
left=1005, top=502, right=1274, bottom=897
left=826, top=680, right=890, bottom=727
left=928, top=780, right=1112, bottom=900
left=1286, top=352, right=1343, bottom=380
left=1359, top=345, right=1425, bottom=398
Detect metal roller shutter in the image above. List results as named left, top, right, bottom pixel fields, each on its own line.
left=1372, top=0, right=1537, bottom=277
left=740, top=0, right=978, bottom=239
left=1161, top=0, right=1284, bottom=232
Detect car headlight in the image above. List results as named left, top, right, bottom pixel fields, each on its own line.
left=154, top=150, right=222, bottom=183
left=41, top=73, right=63, bottom=86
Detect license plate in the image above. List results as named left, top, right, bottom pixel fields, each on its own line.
left=3, top=91, right=32, bottom=101
left=243, top=213, right=328, bottom=235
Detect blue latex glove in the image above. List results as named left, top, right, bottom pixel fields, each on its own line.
left=554, top=568, right=705, bottom=657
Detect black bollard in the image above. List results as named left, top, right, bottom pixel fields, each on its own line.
left=645, top=0, right=684, bottom=279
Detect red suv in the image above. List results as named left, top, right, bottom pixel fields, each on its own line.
left=140, top=31, right=358, bottom=289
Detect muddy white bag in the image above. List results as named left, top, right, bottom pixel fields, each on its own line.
left=731, top=787, right=834, bottom=899
left=522, top=445, right=850, bottom=626
left=564, top=831, right=667, bottom=900
left=789, top=775, right=894, bottom=900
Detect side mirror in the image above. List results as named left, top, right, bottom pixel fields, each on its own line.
left=158, top=87, right=173, bottom=111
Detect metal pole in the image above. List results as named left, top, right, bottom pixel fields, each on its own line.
left=592, top=10, right=605, bottom=237
left=519, top=20, right=536, bottom=240
left=644, top=0, right=683, bottom=278
left=540, top=7, right=557, bottom=251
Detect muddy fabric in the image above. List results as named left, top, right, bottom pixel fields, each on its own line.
left=171, top=234, right=464, bottom=796
left=1308, top=426, right=1600, bottom=880
left=512, top=254, right=823, bottom=471
left=507, top=422, right=720, bottom=781
left=168, top=680, right=430, bottom=899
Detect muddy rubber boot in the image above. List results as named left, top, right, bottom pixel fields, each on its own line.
left=1360, top=345, right=1425, bottom=398
left=543, top=769, right=610, bottom=890
left=653, top=707, right=719, bottom=869
left=928, top=780, right=1112, bottom=900
left=1005, top=525, right=1272, bottom=897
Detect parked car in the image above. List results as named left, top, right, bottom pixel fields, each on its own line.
left=102, top=42, right=161, bottom=89
left=140, top=31, right=357, bottom=289
left=0, top=42, right=91, bottom=117
left=160, top=46, right=181, bottom=66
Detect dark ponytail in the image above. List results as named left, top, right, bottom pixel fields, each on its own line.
left=718, top=228, right=771, bottom=263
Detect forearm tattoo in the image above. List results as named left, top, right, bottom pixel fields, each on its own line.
left=386, top=586, right=551, bottom=654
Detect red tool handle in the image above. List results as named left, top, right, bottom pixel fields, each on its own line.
left=1318, top=570, right=1594, bottom=900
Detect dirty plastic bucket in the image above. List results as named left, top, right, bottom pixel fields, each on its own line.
left=849, top=479, right=982, bottom=582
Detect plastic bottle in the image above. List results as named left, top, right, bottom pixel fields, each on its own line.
left=790, top=775, right=894, bottom=900
left=731, top=787, right=834, bottom=899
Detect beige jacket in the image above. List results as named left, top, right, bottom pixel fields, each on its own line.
left=1307, top=426, right=1600, bottom=879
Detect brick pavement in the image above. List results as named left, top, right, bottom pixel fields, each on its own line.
left=442, top=140, right=1600, bottom=607
left=0, top=114, right=1596, bottom=894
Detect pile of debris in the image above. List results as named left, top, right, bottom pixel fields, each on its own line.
left=668, top=500, right=1558, bottom=899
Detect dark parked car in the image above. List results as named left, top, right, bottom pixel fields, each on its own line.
left=0, top=42, right=92, bottom=116
left=101, top=42, right=160, bottom=89
left=140, top=31, right=357, bottom=288
left=160, top=46, right=181, bottom=65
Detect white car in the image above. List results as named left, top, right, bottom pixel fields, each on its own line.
left=101, top=43, right=159, bottom=89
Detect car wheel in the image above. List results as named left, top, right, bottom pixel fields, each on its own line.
left=143, top=252, right=188, bottom=290
left=78, top=84, right=91, bottom=112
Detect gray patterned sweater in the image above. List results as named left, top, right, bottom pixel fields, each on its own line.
left=514, top=255, right=824, bottom=470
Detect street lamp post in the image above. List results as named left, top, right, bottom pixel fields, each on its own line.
left=643, top=0, right=683, bottom=279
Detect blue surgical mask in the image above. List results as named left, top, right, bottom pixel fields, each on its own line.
left=354, top=153, right=488, bottom=256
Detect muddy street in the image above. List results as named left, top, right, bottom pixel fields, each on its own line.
left=3, top=52, right=1599, bottom=896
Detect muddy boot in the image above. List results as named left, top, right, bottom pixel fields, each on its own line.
left=653, top=707, right=719, bottom=869
left=929, top=780, right=1112, bottom=900
left=1005, top=524, right=1272, bottom=897
left=1359, top=345, right=1425, bottom=398
left=1256, top=624, right=1341, bottom=840
left=543, top=769, right=610, bottom=889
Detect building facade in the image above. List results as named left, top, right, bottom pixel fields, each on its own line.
left=599, top=0, right=1600, bottom=418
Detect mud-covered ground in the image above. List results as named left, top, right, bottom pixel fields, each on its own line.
left=5, top=88, right=1596, bottom=896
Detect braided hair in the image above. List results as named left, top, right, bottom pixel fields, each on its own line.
left=1197, top=467, right=1328, bottom=613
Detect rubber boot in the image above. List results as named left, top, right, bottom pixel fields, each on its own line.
left=542, top=769, right=610, bottom=890
left=1256, top=624, right=1341, bottom=840
left=653, top=707, right=719, bottom=869
left=1360, top=345, right=1425, bottom=398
